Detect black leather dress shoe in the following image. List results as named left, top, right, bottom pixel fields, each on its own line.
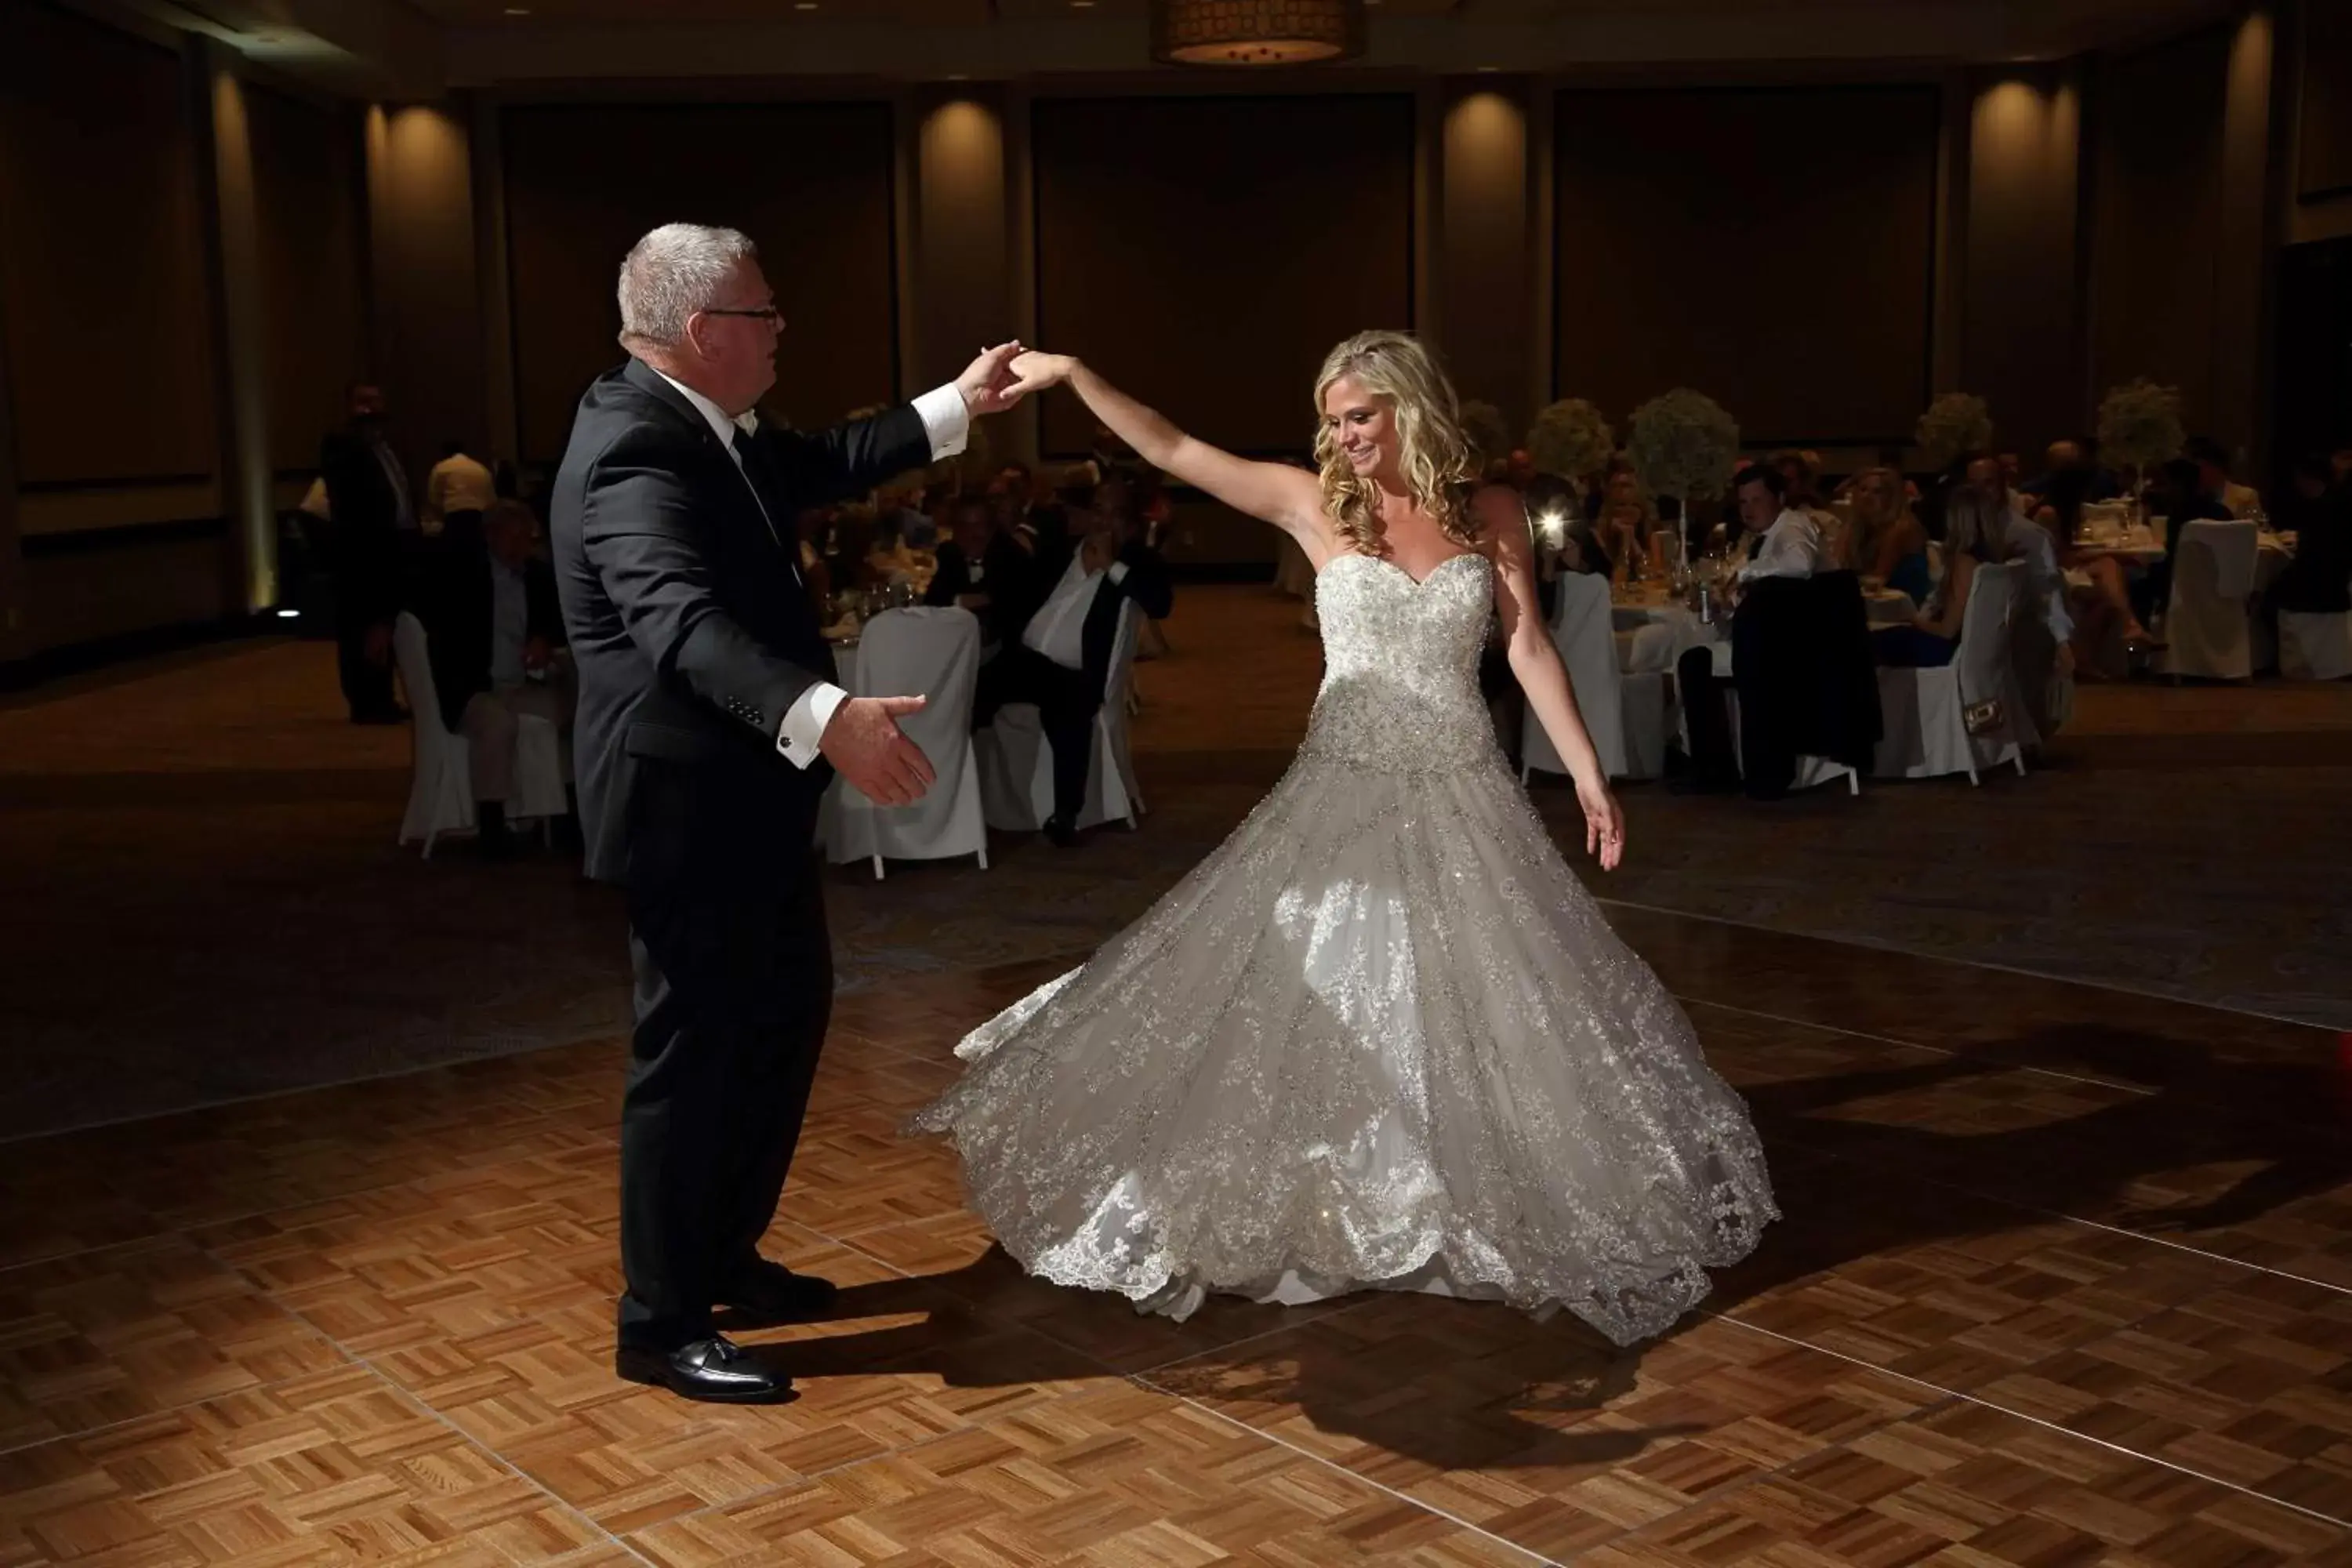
left=1042, top=815, right=1079, bottom=849
left=615, top=1334, right=793, bottom=1403
left=717, top=1259, right=840, bottom=1323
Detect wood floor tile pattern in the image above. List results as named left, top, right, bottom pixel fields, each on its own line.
left=8, top=938, right=2352, bottom=1565
left=9, top=604, right=2352, bottom=1562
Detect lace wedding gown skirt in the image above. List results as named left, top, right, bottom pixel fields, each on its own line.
left=907, top=551, right=1777, bottom=1345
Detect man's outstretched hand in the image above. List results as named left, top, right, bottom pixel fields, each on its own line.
left=957, top=342, right=1031, bottom=418
left=819, top=695, right=935, bottom=807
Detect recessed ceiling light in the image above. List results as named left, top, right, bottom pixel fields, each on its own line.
left=504, top=5, right=528, bottom=13
left=794, top=2, right=818, bottom=9
left=1070, top=2, right=1094, bottom=8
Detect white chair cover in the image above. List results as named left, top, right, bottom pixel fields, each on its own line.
left=1523, top=572, right=1628, bottom=780
left=1871, top=561, right=2027, bottom=784
left=2279, top=610, right=2352, bottom=681
left=394, top=613, right=474, bottom=856
left=393, top=612, right=568, bottom=856
left=978, top=603, right=1146, bottom=832
left=820, top=607, right=988, bottom=876
left=2161, top=520, right=2259, bottom=681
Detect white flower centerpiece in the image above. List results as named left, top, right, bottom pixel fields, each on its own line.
left=1527, top=397, right=1616, bottom=490
left=1913, top=391, right=1993, bottom=472
left=1625, top=389, right=1738, bottom=574
left=2096, top=379, right=2183, bottom=526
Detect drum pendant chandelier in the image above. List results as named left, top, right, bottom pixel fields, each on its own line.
left=1149, top=0, right=1367, bottom=66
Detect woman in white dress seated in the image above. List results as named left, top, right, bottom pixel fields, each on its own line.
left=909, top=332, right=1777, bottom=1346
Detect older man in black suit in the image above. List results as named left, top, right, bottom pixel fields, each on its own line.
left=550, top=222, right=1029, bottom=1404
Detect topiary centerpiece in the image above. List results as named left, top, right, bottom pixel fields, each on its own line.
left=1624, top=389, right=1738, bottom=539
left=1914, top=391, right=1993, bottom=471
left=1526, top=397, right=1616, bottom=490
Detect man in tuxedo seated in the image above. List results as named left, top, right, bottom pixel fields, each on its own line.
left=1676, top=463, right=1822, bottom=793
left=974, top=489, right=1172, bottom=846
left=411, top=499, right=573, bottom=856
left=924, top=492, right=1029, bottom=650
left=988, top=463, right=1069, bottom=561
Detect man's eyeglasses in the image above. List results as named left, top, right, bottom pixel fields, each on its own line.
left=702, top=305, right=783, bottom=325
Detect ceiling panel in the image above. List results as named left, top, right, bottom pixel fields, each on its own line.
left=414, top=0, right=991, bottom=21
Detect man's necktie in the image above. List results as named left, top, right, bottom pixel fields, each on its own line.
left=731, top=427, right=797, bottom=583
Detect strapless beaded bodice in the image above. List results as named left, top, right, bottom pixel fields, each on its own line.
left=1298, top=551, right=1499, bottom=774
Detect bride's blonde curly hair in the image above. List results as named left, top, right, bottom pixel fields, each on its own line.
left=1312, top=331, right=1480, bottom=557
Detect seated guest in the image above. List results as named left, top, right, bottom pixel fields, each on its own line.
left=989, top=463, right=1069, bottom=558
left=1769, top=448, right=1827, bottom=510
left=1848, top=466, right=1932, bottom=602
left=426, top=439, right=495, bottom=534
left=1874, top=484, right=2006, bottom=667
left=1675, top=463, right=1824, bottom=793
left=1598, top=495, right=1665, bottom=583
left=2269, top=452, right=2351, bottom=617
left=2021, top=438, right=2121, bottom=503
left=924, top=491, right=1032, bottom=648
left=974, top=498, right=1174, bottom=848
left=408, top=499, right=572, bottom=857
left=2033, top=470, right=2151, bottom=665
left=1731, top=463, right=1824, bottom=585
left=2187, top=435, right=2263, bottom=518
left=2130, top=455, right=2234, bottom=629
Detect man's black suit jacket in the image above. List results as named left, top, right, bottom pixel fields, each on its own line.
left=1014, top=535, right=1174, bottom=709
left=550, top=358, right=934, bottom=884
left=406, top=525, right=565, bottom=735
left=921, top=532, right=1033, bottom=644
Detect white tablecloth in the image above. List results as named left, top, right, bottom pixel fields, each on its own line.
left=1608, top=587, right=1915, bottom=676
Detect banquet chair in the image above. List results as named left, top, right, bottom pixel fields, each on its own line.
left=2278, top=609, right=2352, bottom=681
left=391, top=612, right=567, bottom=857
left=819, top=606, right=989, bottom=879
left=1871, top=562, right=2027, bottom=784
left=2161, top=520, right=2259, bottom=682
left=1524, top=572, right=1625, bottom=780
left=978, top=603, right=1146, bottom=833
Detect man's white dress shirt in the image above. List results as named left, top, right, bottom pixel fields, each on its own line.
left=1022, top=550, right=1131, bottom=672
left=653, top=369, right=969, bottom=768
left=1735, top=508, right=1825, bottom=582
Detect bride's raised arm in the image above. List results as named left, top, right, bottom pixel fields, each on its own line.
left=1006, top=354, right=1323, bottom=545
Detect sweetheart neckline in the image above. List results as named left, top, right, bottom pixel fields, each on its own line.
left=1320, top=550, right=1488, bottom=590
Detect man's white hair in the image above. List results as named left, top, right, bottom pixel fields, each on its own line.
left=616, top=223, right=757, bottom=348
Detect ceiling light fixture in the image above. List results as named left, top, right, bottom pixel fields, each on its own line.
left=503, top=5, right=528, bottom=13
left=1150, top=0, right=1366, bottom=66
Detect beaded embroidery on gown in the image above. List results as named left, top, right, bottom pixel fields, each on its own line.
left=906, top=550, right=1777, bottom=1345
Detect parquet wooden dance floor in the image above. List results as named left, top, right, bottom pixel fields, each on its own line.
left=5, top=596, right=2351, bottom=1565
left=5, top=922, right=2350, bottom=1568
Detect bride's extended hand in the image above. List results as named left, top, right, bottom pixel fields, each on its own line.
left=1577, top=773, right=1626, bottom=871
left=1005, top=350, right=1076, bottom=399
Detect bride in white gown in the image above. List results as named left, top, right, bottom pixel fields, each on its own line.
left=908, top=332, right=1776, bottom=1346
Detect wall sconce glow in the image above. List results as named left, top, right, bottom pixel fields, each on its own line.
left=1151, top=0, right=1367, bottom=66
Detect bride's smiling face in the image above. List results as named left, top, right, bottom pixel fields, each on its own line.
left=1322, top=376, right=1396, bottom=478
